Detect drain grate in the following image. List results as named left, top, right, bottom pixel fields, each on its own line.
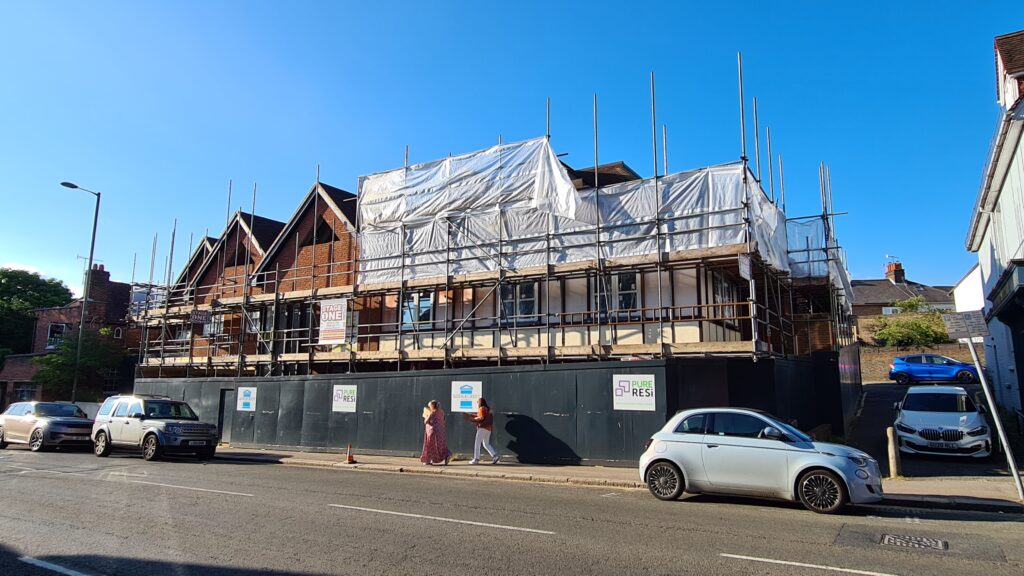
left=881, top=534, right=948, bottom=551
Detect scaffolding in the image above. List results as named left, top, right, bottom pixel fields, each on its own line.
left=129, top=139, right=853, bottom=379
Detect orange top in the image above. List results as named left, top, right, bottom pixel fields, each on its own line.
left=475, top=406, right=493, bottom=431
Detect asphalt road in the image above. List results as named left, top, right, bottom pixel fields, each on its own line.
left=0, top=447, right=1022, bottom=576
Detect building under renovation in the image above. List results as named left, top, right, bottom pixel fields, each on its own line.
left=130, top=136, right=858, bottom=464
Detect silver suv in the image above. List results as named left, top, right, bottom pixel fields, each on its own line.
left=92, top=394, right=218, bottom=461
left=0, top=401, right=93, bottom=451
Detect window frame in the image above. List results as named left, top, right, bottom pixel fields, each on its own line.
left=401, top=289, right=434, bottom=331
left=708, top=412, right=771, bottom=439
left=592, top=272, right=641, bottom=321
left=113, top=402, right=129, bottom=418
left=673, top=413, right=708, bottom=435
left=499, top=281, right=540, bottom=326
left=46, top=323, right=68, bottom=350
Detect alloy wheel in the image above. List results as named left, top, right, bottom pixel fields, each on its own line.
left=799, top=471, right=843, bottom=513
left=646, top=462, right=683, bottom=500
left=29, top=429, right=45, bottom=451
left=143, top=436, right=159, bottom=461
left=94, top=432, right=110, bottom=457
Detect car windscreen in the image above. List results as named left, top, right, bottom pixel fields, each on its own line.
left=34, top=404, right=88, bottom=418
left=902, top=393, right=976, bottom=413
left=143, top=401, right=198, bottom=420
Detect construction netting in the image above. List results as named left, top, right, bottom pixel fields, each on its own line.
left=786, top=217, right=853, bottom=312
left=356, top=137, right=790, bottom=284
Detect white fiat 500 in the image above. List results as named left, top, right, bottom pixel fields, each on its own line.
left=639, top=408, right=883, bottom=514
left=893, top=386, right=991, bottom=458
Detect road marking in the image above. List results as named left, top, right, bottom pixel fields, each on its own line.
left=6, top=465, right=87, bottom=477
left=131, top=480, right=253, bottom=497
left=18, top=556, right=98, bottom=576
left=720, top=554, right=899, bottom=576
left=328, top=504, right=555, bottom=535
left=601, top=492, right=619, bottom=497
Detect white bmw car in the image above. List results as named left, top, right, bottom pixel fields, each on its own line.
left=639, top=408, right=883, bottom=514
left=893, top=385, right=992, bottom=458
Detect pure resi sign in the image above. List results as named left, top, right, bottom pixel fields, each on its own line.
left=612, top=374, right=656, bottom=411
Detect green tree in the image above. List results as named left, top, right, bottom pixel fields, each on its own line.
left=0, top=268, right=74, bottom=353
left=890, top=295, right=927, bottom=314
left=32, top=329, right=125, bottom=401
left=873, top=313, right=950, bottom=347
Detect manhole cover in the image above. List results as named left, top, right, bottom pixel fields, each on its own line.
left=881, top=534, right=948, bottom=550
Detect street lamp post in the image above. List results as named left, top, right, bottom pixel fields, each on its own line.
left=60, top=182, right=101, bottom=403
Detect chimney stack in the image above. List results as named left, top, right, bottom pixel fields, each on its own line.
left=885, top=261, right=906, bottom=284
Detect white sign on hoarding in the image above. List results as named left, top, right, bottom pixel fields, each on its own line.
left=612, top=374, right=656, bottom=411
left=331, top=384, right=357, bottom=413
left=318, top=298, right=348, bottom=345
left=451, top=381, right=482, bottom=413
left=237, top=387, right=258, bottom=412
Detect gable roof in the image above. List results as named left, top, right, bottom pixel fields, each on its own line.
left=171, top=236, right=217, bottom=287
left=851, top=278, right=954, bottom=306
left=997, top=30, right=1024, bottom=78
left=252, top=182, right=357, bottom=276
left=189, top=211, right=286, bottom=287
left=562, top=161, right=642, bottom=189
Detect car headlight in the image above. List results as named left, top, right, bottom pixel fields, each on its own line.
left=966, top=426, right=988, bottom=437
left=165, top=425, right=181, bottom=435
left=895, top=422, right=916, bottom=434
left=848, top=455, right=870, bottom=468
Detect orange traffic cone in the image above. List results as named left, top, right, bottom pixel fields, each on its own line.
left=345, top=443, right=357, bottom=464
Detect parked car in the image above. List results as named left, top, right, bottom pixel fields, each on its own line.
left=893, top=385, right=991, bottom=458
left=638, top=408, right=882, bottom=514
left=887, top=354, right=977, bottom=385
left=0, top=401, right=94, bottom=451
left=91, top=394, right=218, bottom=461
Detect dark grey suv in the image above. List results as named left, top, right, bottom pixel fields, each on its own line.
left=92, top=394, right=218, bottom=460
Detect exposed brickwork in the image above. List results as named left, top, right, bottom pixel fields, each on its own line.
left=265, top=199, right=357, bottom=292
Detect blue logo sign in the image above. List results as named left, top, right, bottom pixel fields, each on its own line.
left=460, top=400, right=473, bottom=409
left=242, top=401, right=252, bottom=409
left=459, top=385, right=474, bottom=394
left=243, top=390, right=253, bottom=398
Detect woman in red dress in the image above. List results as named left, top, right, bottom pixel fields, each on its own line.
left=420, top=400, right=451, bottom=465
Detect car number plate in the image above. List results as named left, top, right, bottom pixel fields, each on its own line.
left=68, top=435, right=89, bottom=440
left=927, top=441, right=957, bottom=449
left=188, top=440, right=207, bottom=446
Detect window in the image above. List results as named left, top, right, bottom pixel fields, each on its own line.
left=204, top=314, right=224, bottom=337
left=46, top=323, right=67, bottom=350
left=711, top=271, right=737, bottom=322
left=401, top=290, right=433, bottom=330
left=926, top=356, right=956, bottom=365
left=593, top=273, right=640, bottom=319
left=903, top=356, right=923, bottom=364
left=3, top=403, right=25, bottom=416
left=13, top=383, right=36, bottom=402
left=674, top=414, right=707, bottom=435
left=882, top=307, right=902, bottom=315
left=901, top=393, right=977, bottom=413
left=710, top=412, right=768, bottom=438
left=97, top=397, right=117, bottom=417
left=499, top=281, right=539, bottom=325
left=113, top=327, right=123, bottom=339
left=144, top=401, right=198, bottom=420
left=127, top=401, right=143, bottom=417
left=102, top=369, right=121, bottom=397
left=113, top=402, right=129, bottom=418
left=34, top=403, right=87, bottom=418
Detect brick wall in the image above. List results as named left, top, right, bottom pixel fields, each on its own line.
left=270, top=202, right=356, bottom=293
left=859, top=343, right=980, bottom=383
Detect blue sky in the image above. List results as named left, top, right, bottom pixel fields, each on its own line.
left=0, top=1, right=1021, bottom=294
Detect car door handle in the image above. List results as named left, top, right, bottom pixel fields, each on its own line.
left=706, top=444, right=719, bottom=448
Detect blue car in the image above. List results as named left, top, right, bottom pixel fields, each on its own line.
left=888, top=354, right=977, bottom=385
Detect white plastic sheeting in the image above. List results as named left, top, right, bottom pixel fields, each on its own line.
left=356, top=140, right=790, bottom=284
left=358, top=137, right=581, bottom=227
left=786, top=217, right=853, bottom=312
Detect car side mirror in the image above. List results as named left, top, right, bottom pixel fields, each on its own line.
left=131, top=412, right=145, bottom=420
left=761, top=426, right=782, bottom=441
left=892, top=401, right=901, bottom=411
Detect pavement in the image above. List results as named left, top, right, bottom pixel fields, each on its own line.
left=2, top=448, right=1023, bottom=576
left=214, top=445, right=1024, bottom=513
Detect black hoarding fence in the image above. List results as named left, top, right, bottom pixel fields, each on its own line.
left=136, top=357, right=849, bottom=466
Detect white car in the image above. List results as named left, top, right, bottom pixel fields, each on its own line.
left=893, top=385, right=991, bottom=458
left=639, top=408, right=883, bottom=514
